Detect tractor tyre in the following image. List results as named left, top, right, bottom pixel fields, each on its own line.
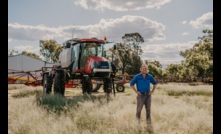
left=116, top=84, right=125, bottom=92
left=81, top=78, right=92, bottom=94
left=43, top=73, right=53, bottom=94
left=92, top=84, right=101, bottom=92
left=54, top=70, right=65, bottom=96
left=103, top=78, right=112, bottom=93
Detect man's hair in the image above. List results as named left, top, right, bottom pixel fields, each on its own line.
left=140, top=64, right=148, bottom=69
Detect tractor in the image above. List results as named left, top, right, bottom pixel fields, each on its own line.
left=42, top=37, right=116, bottom=96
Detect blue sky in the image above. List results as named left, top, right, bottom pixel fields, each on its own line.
left=8, top=0, right=213, bottom=68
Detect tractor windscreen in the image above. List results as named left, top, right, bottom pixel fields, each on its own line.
left=81, top=43, right=104, bottom=57
left=80, top=42, right=104, bottom=68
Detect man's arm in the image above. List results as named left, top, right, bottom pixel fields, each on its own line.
left=131, top=85, right=140, bottom=95
left=148, top=84, right=157, bottom=95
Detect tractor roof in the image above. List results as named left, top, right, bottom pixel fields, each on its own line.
left=66, top=37, right=105, bottom=44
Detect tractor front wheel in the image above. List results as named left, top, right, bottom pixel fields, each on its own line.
left=43, top=73, right=53, bottom=94
left=54, top=70, right=65, bottom=96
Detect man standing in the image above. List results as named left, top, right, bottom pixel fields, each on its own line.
left=130, top=64, right=157, bottom=124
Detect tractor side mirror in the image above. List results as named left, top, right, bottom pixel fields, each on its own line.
left=113, top=45, right=116, bottom=50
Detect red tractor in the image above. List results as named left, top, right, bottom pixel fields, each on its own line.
left=42, top=37, right=116, bottom=96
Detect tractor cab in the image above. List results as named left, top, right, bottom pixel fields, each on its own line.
left=59, top=38, right=111, bottom=78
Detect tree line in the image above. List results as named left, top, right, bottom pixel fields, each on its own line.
left=8, top=29, right=213, bottom=79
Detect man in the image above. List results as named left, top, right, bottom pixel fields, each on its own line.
left=130, top=64, right=157, bottom=124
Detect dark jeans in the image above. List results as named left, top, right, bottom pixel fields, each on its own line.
left=136, top=93, right=151, bottom=124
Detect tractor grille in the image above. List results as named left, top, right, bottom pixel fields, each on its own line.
left=92, top=72, right=110, bottom=77
left=94, top=61, right=109, bottom=69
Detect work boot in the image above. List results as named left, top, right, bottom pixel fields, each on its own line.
left=146, top=114, right=151, bottom=124
left=146, top=125, right=154, bottom=134
left=136, top=117, right=140, bottom=125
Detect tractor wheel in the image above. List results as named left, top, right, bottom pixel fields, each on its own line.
left=43, top=73, right=53, bottom=94
left=116, top=84, right=125, bottom=92
left=54, top=70, right=65, bottom=96
left=103, top=78, right=112, bottom=93
left=92, top=84, right=101, bottom=92
left=91, top=78, right=102, bottom=92
left=81, top=78, right=92, bottom=94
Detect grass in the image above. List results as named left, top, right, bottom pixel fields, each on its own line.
left=12, top=89, right=42, bottom=98
left=157, top=83, right=213, bottom=97
left=8, top=84, right=26, bottom=90
left=8, top=83, right=213, bottom=134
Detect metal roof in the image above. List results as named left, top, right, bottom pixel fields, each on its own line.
left=8, top=54, right=59, bottom=72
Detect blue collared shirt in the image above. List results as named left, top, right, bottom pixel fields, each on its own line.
left=130, top=73, right=157, bottom=92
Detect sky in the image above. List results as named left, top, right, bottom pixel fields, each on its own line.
left=8, top=0, right=213, bottom=68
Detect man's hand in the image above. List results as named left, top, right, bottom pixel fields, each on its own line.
left=148, top=84, right=157, bottom=95
left=131, top=85, right=140, bottom=95
left=136, top=91, right=141, bottom=95
left=148, top=91, right=153, bottom=95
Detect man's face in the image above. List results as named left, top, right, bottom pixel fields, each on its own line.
left=140, top=66, right=148, bottom=74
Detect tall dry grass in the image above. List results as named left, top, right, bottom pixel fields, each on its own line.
left=8, top=83, right=213, bottom=134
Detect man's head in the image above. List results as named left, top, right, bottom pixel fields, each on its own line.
left=140, top=64, right=149, bottom=74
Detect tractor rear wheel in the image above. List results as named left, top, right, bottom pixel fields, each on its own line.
left=54, top=70, right=65, bottom=96
left=43, top=73, right=53, bottom=94
left=81, top=78, right=92, bottom=94
left=92, top=84, right=101, bottom=92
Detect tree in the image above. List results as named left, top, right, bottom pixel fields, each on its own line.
left=8, top=49, right=18, bottom=56
left=179, top=29, right=213, bottom=78
left=122, top=32, right=144, bottom=55
left=148, top=64, right=163, bottom=78
left=110, top=43, right=132, bottom=74
left=106, top=32, right=145, bottom=75
left=125, top=53, right=143, bottom=75
left=145, top=60, right=162, bottom=68
left=39, top=40, right=63, bottom=63
left=21, top=51, right=42, bottom=60
left=164, top=64, right=182, bottom=78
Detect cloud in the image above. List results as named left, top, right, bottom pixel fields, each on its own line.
left=140, top=41, right=197, bottom=66
left=182, top=20, right=187, bottom=24
left=182, top=32, right=189, bottom=36
left=73, top=0, right=172, bottom=11
left=8, top=15, right=166, bottom=43
left=8, top=23, right=64, bottom=41
left=189, top=12, right=213, bottom=29
left=14, top=45, right=39, bottom=54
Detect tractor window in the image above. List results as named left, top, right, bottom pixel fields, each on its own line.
left=72, top=43, right=80, bottom=70
left=80, top=43, right=104, bottom=68
left=97, top=45, right=104, bottom=57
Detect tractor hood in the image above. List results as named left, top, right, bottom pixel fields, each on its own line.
left=85, top=56, right=111, bottom=75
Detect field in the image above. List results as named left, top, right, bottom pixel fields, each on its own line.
left=8, top=83, right=213, bottom=134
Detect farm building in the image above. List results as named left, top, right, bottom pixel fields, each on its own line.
left=8, top=54, right=59, bottom=82
left=8, top=54, right=58, bottom=71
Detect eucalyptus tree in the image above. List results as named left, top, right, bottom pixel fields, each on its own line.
left=39, top=39, right=63, bottom=63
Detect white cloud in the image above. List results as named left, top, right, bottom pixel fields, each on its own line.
left=14, top=45, right=39, bottom=54
left=8, top=15, right=166, bottom=43
left=140, top=41, right=197, bottom=67
left=182, top=32, right=189, bottom=36
left=182, top=20, right=187, bottom=24
left=8, top=23, right=64, bottom=41
left=189, top=12, right=213, bottom=29
left=73, top=0, right=172, bottom=11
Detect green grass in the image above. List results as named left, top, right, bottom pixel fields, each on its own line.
left=36, top=93, right=113, bottom=114
left=12, top=89, right=43, bottom=98
left=8, top=84, right=26, bottom=90
left=166, top=90, right=213, bottom=96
